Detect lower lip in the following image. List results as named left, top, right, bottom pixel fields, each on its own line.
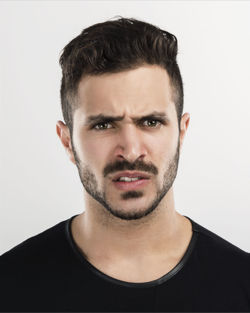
left=113, top=179, right=150, bottom=190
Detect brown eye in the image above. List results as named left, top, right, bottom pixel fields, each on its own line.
left=93, top=122, right=112, bottom=130
left=142, top=119, right=161, bottom=127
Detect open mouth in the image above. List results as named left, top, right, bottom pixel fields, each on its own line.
left=112, top=178, right=150, bottom=190
left=114, top=177, right=145, bottom=182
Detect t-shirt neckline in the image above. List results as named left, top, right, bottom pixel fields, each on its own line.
left=65, top=214, right=199, bottom=288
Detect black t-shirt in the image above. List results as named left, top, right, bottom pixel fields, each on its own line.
left=0, top=214, right=250, bottom=312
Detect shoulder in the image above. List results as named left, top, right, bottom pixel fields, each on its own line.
left=0, top=216, right=76, bottom=311
left=187, top=216, right=250, bottom=278
left=191, top=217, right=249, bottom=254
left=0, top=217, right=71, bottom=266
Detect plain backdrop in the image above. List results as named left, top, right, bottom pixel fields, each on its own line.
left=0, top=1, right=249, bottom=255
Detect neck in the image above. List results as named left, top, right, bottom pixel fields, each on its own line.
left=71, top=188, right=191, bottom=262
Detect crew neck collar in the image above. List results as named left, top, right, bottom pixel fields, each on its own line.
left=65, top=214, right=199, bottom=288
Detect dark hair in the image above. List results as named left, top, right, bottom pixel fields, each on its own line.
left=59, top=16, right=183, bottom=136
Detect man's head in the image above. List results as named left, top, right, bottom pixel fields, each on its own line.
left=57, top=17, right=190, bottom=221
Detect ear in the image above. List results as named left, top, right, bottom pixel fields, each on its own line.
left=56, top=121, right=76, bottom=165
left=179, top=113, right=190, bottom=152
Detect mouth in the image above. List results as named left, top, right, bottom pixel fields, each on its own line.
left=112, top=171, right=150, bottom=182
left=112, top=177, right=150, bottom=191
left=111, top=171, right=151, bottom=191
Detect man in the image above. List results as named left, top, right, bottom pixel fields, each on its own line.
left=0, top=16, right=249, bottom=312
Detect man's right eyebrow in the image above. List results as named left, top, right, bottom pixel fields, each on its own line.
left=85, top=114, right=124, bottom=125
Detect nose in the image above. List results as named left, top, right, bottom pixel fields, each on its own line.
left=114, top=124, right=147, bottom=163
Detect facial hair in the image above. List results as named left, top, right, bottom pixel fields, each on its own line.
left=71, top=137, right=180, bottom=221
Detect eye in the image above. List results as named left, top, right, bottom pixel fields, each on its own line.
left=92, top=122, right=112, bottom=131
left=142, top=119, right=162, bottom=128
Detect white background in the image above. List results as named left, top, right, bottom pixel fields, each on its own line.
left=0, top=1, right=249, bottom=255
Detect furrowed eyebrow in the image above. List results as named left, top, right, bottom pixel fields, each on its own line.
left=85, top=111, right=170, bottom=126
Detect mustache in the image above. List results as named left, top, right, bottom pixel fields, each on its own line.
left=103, top=159, right=158, bottom=177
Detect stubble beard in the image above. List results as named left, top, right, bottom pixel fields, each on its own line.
left=71, top=138, right=180, bottom=221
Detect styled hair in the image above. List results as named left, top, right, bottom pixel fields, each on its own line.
left=59, top=16, right=183, bottom=136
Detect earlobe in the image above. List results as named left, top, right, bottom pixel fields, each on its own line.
left=56, top=121, right=76, bottom=165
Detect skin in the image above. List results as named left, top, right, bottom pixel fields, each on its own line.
left=56, top=64, right=192, bottom=283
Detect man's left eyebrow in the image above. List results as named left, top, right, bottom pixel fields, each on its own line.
left=85, top=111, right=170, bottom=125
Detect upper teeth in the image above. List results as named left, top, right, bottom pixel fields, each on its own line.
left=117, top=177, right=141, bottom=182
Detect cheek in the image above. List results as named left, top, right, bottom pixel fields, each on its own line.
left=74, top=134, right=109, bottom=166
left=150, top=130, right=178, bottom=159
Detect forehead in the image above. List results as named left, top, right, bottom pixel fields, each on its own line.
left=76, top=64, right=175, bottom=118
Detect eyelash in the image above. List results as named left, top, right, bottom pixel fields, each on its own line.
left=91, top=119, right=164, bottom=131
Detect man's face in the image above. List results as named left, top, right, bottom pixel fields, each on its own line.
left=65, top=65, right=187, bottom=220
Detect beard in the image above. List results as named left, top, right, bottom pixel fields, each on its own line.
left=72, top=137, right=180, bottom=221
